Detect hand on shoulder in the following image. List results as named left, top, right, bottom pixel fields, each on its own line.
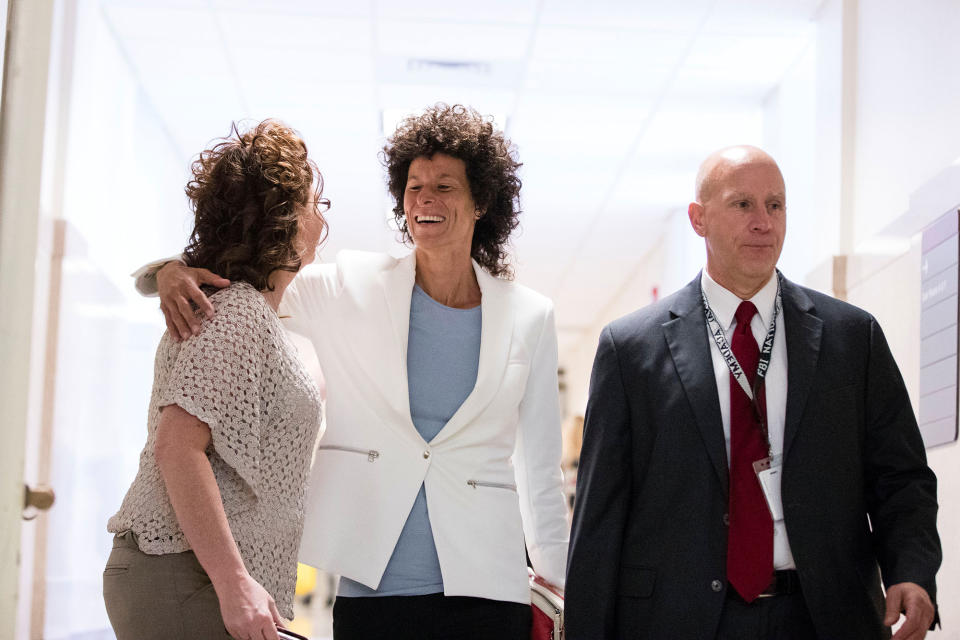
left=157, top=261, right=229, bottom=341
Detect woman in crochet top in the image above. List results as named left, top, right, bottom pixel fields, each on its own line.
left=104, top=119, right=327, bottom=640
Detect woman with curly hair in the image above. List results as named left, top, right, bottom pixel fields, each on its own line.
left=106, top=119, right=327, bottom=640
left=143, top=104, right=569, bottom=639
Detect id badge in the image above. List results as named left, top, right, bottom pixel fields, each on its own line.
left=752, top=455, right=784, bottom=521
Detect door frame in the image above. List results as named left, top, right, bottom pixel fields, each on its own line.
left=0, top=0, right=56, bottom=637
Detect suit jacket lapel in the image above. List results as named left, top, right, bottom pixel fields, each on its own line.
left=431, top=262, right=514, bottom=445
left=663, top=275, right=729, bottom=496
left=378, top=252, right=419, bottom=435
left=781, top=276, right=822, bottom=458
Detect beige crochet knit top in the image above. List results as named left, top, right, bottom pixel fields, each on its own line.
left=108, top=282, right=322, bottom=618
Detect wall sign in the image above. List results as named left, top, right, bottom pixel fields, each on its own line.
left=919, top=208, right=960, bottom=448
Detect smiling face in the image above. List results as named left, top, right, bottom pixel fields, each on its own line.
left=688, top=147, right=786, bottom=296
left=403, top=153, right=479, bottom=256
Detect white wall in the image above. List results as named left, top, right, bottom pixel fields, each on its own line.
left=842, top=1, right=960, bottom=635
left=852, top=0, right=960, bottom=248
left=40, top=1, right=190, bottom=637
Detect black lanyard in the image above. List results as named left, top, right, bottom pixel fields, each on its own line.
left=701, top=274, right=782, bottom=453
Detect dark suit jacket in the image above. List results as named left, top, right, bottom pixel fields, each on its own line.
left=565, top=273, right=940, bottom=640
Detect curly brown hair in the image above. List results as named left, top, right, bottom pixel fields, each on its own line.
left=382, top=104, right=522, bottom=278
left=183, top=119, right=328, bottom=291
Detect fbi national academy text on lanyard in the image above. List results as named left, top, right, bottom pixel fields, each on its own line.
left=701, top=272, right=785, bottom=522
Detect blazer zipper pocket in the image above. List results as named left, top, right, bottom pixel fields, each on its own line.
left=316, top=445, right=380, bottom=462
left=467, top=479, right=517, bottom=492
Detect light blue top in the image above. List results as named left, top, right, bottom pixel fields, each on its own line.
left=338, top=284, right=482, bottom=597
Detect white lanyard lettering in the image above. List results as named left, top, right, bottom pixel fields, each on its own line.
left=700, top=275, right=782, bottom=403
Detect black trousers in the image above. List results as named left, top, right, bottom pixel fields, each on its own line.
left=716, top=588, right=818, bottom=640
left=333, top=593, right=532, bottom=640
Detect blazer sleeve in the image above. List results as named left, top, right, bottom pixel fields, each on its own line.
left=514, top=303, right=570, bottom=589
left=278, top=263, right=341, bottom=337
left=131, top=255, right=184, bottom=296
left=565, top=325, right=633, bottom=639
left=862, top=317, right=941, bottom=602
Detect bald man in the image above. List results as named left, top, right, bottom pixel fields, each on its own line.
left=565, top=147, right=940, bottom=639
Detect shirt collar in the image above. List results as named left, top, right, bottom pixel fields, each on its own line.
left=701, top=268, right=778, bottom=331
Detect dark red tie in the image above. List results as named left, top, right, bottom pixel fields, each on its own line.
left=726, top=301, right=773, bottom=602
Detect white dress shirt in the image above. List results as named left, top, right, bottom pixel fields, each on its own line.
left=701, top=269, right=796, bottom=570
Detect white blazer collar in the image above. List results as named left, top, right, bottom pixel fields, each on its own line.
left=378, top=251, right=516, bottom=445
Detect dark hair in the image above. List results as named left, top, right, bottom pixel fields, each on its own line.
left=382, top=103, right=522, bottom=278
left=183, top=119, right=328, bottom=291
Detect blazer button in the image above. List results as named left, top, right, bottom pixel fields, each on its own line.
left=711, top=580, right=723, bottom=593
left=722, top=513, right=730, bottom=526
left=423, top=450, right=431, bottom=459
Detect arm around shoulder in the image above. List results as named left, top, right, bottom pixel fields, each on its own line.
left=131, top=255, right=185, bottom=296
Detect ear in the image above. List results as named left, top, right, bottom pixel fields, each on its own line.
left=688, top=202, right=706, bottom=238
left=475, top=208, right=485, bottom=220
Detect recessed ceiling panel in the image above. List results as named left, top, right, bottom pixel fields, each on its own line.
left=102, top=6, right=218, bottom=41
left=524, top=58, right=674, bottom=96
left=636, top=104, right=764, bottom=155
left=705, top=0, right=821, bottom=34
left=532, top=26, right=691, bottom=65
left=377, top=0, right=538, bottom=24
left=209, top=0, right=373, bottom=17
left=229, top=46, right=376, bottom=108
left=683, top=34, right=813, bottom=87
left=540, top=0, right=712, bottom=31
left=216, top=12, right=372, bottom=51
left=377, top=21, right=532, bottom=60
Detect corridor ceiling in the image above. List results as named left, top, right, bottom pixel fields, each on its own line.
left=100, top=0, right=820, bottom=360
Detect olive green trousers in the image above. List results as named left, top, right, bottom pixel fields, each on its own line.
left=102, top=531, right=233, bottom=639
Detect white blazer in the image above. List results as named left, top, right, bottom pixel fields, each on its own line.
left=281, top=250, right=569, bottom=604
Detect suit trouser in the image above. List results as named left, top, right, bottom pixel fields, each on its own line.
left=102, top=531, right=232, bottom=640
left=716, top=587, right=818, bottom=640
left=333, top=592, right=532, bottom=640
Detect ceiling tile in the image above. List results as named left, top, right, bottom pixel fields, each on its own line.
left=682, top=33, right=813, bottom=87
left=228, top=45, right=376, bottom=107
left=531, top=26, right=691, bottom=64
left=103, top=6, right=217, bottom=42
left=376, top=21, right=532, bottom=60
left=216, top=12, right=372, bottom=51
left=377, top=0, right=538, bottom=24
left=704, top=0, right=821, bottom=34
left=208, top=0, right=373, bottom=17
left=511, top=93, right=653, bottom=149
left=524, top=58, right=674, bottom=96
left=119, top=41, right=244, bottom=124
left=636, top=104, right=764, bottom=155
left=540, top=0, right=712, bottom=30
left=98, top=0, right=824, bottom=357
